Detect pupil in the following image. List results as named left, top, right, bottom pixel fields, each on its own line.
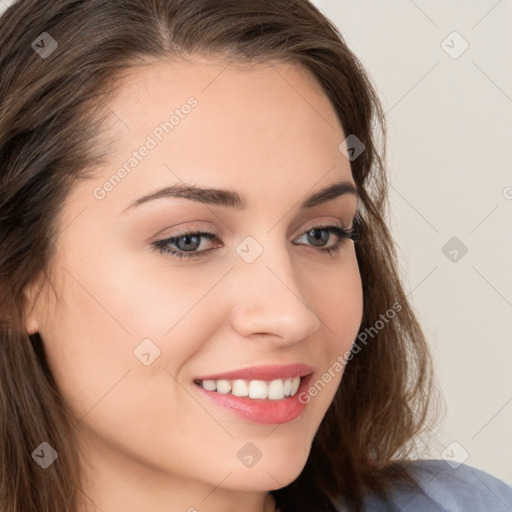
left=178, top=234, right=200, bottom=251
left=308, top=228, right=328, bottom=246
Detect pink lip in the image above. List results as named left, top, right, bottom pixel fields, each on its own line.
left=194, top=363, right=314, bottom=382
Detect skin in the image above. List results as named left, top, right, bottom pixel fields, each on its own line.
left=25, top=57, right=363, bottom=512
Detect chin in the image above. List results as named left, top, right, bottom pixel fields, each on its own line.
left=224, top=445, right=310, bottom=492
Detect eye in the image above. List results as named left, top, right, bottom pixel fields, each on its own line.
left=294, top=222, right=358, bottom=258
left=151, top=227, right=220, bottom=260
left=151, top=222, right=358, bottom=260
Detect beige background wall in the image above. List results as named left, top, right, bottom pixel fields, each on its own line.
left=2, top=0, right=510, bottom=484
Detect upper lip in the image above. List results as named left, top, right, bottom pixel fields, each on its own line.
left=195, top=363, right=314, bottom=382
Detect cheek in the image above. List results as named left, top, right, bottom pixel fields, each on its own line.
left=329, top=260, right=363, bottom=348
left=294, top=250, right=362, bottom=411
left=306, top=249, right=363, bottom=350
left=39, top=246, right=224, bottom=419
left=102, top=255, right=234, bottom=362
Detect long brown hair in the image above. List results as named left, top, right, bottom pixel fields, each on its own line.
left=0, top=1, right=440, bottom=510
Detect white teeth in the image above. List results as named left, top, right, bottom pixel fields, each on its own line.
left=290, top=376, right=300, bottom=396
left=202, top=379, right=217, bottom=391
left=249, top=380, right=268, bottom=399
left=216, top=380, right=231, bottom=394
left=198, top=376, right=303, bottom=399
left=231, top=379, right=249, bottom=397
left=283, top=378, right=291, bottom=396
left=268, top=379, right=285, bottom=400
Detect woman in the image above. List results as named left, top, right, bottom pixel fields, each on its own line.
left=0, top=1, right=510, bottom=511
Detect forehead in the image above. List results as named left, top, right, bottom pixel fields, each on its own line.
left=105, top=56, right=345, bottom=153
left=108, top=56, right=339, bottom=125
left=72, top=57, right=353, bottom=219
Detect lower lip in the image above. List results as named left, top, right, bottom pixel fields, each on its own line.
left=193, top=375, right=313, bottom=424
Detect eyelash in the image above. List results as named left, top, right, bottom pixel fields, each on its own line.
left=151, top=222, right=358, bottom=261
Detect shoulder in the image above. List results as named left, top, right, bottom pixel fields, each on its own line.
left=361, top=459, right=512, bottom=512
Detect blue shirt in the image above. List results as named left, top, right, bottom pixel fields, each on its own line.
left=355, top=459, right=512, bottom=511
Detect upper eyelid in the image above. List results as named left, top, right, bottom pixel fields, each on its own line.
left=155, top=213, right=357, bottom=239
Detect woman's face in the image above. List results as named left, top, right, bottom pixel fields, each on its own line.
left=26, top=58, right=363, bottom=509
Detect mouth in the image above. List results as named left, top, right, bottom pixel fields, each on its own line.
left=192, top=364, right=314, bottom=424
left=193, top=375, right=305, bottom=400
left=193, top=363, right=313, bottom=400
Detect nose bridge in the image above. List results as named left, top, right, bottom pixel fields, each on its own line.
left=228, top=233, right=322, bottom=342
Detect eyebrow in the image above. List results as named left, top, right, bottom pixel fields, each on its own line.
left=122, top=180, right=358, bottom=214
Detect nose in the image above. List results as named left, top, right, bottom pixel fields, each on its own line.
left=228, top=247, right=322, bottom=346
